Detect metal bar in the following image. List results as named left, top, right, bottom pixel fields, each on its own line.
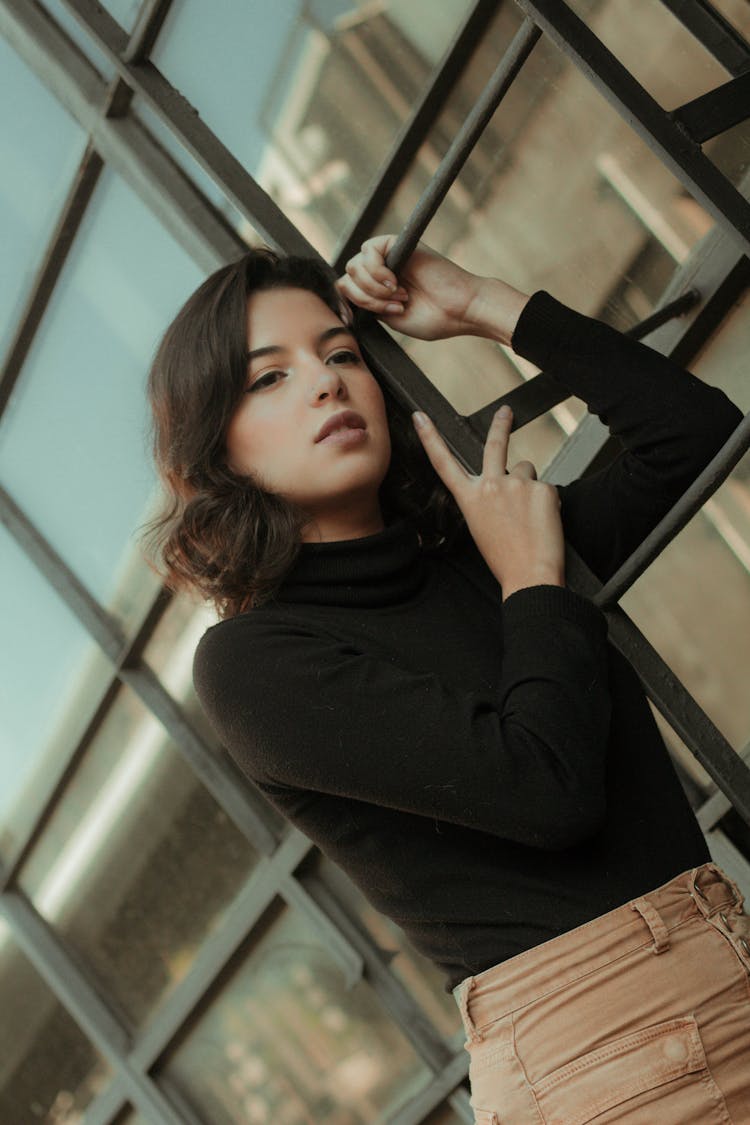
left=467, top=288, right=703, bottom=434
left=385, top=17, right=541, bottom=274
left=705, top=826, right=750, bottom=895
left=0, top=674, right=122, bottom=894
left=300, top=868, right=458, bottom=1072
left=0, top=483, right=279, bottom=857
left=80, top=1079, right=130, bottom=1125
left=593, top=411, right=750, bottom=606
left=333, top=0, right=500, bottom=271
left=118, top=663, right=280, bottom=856
left=123, top=0, right=173, bottom=64
left=127, top=830, right=310, bottom=1070
left=697, top=740, right=750, bottom=831
left=0, top=145, right=103, bottom=421
left=0, top=485, right=126, bottom=662
left=602, top=603, right=750, bottom=825
left=659, top=0, right=750, bottom=78
left=543, top=414, right=610, bottom=487
left=389, top=1055, right=474, bottom=1125
left=672, top=71, right=750, bottom=143
left=52, top=0, right=319, bottom=256
left=278, top=874, right=365, bottom=987
left=0, top=891, right=188, bottom=1125
left=514, top=0, right=750, bottom=255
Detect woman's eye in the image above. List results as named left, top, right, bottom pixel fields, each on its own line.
left=327, top=349, right=359, bottom=365
left=248, top=369, right=285, bottom=392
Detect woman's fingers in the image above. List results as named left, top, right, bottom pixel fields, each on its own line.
left=412, top=413, right=470, bottom=494
left=509, top=459, right=537, bottom=480
left=336, top=273, right=405, bottom=315
left=482, top=407, right=512, bottom=479
left=337, top=235, right=409, bottom=309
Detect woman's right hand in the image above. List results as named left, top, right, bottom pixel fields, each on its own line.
left=413, top=406, right=565, bottom=599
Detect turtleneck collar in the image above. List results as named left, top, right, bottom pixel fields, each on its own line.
left=274, top=517, right=427, bottom=607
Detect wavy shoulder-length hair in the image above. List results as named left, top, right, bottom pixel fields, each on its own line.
left=144, top=247, right=464, bottom=618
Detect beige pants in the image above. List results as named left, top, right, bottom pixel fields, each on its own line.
left=453, top=862, right=750, bottom=1123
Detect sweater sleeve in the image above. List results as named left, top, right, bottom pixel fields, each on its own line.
left=193, top=584, right=611, bottom=851
left=511, top=292, right=743, bottom=583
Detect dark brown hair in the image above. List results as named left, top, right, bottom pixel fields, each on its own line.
left=144, top=248, right=464, bottom=617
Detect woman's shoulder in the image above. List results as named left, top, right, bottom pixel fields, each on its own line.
left=193, top=601, right=309, bottom=682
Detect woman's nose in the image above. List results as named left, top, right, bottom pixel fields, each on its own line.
left=310, top=361, right=346, bottom=400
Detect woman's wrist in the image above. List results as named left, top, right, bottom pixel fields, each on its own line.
left=464, top=276, right=530, bottom=346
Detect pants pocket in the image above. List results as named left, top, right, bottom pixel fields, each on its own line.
left=533, top=1013, right=731, bottom=1125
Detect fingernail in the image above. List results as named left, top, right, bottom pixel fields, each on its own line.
left=383, top=279, right=395, bottom=291
left=385, top=302, right=404, bottom=314
left=412, top=411, right=429, bottom=429
left=497, top=404, right=511, bottom=417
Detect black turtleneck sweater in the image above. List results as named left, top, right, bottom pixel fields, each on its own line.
left=193, top=292, right=742, bottom=994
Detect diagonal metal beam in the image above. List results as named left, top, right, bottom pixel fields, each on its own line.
left=0, top=486, right=279, bottom=858
left=51, top=0, right=320, bottom=256
left=0, top=144, right=103, bottom=421
left=0, top=0, right=244, bottom=272
left=671, top=70, right=750, bottom=143
left=593, top=411, right=750, bottom=607
left=514, top=0, right=750, bottom=255
left=659, top=0, right=750, bottom=78
left=385, top=17, right=542, bottom=273
left=468, top=289, right=702, bottom=434
left=0, top=891, right=192, bottom=1125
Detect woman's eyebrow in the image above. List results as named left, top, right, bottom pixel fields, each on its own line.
left=246, top=326, right=355, bottom=362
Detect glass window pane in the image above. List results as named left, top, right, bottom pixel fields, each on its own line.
left=621, top=495, right=750, bottom=758
left=0, top=34, right=87, bottom=350
left=40, top=0, right=117, bottom=77
left=0, top=522, right=112, bottom=864
left=143, top=594, right=290, bottom=836
left=0, top=917, right=111, bottom=1119
left=371, top=0, right=715, bottom=489
left=567, top=0, right=730, bottom=103
left=313, top=856, right=462, bottom=1042
left=162, top=897, right=432, bottom=1124
left=150, top=0, right=474, bottom=255
left=709, top=0, right=750, bottom=33
left=620, top=293, right=750, bottom=777
left=0, top=168, right=204, bottom=634
left=18, top=684, right=259, bottom=1030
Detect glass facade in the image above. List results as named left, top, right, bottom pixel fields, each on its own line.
left=0, top=0, right=748, bottom=1120
left=0, top=920, right=111, bottom=1122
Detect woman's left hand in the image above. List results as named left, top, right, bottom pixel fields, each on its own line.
left=336, top=234, right=487, bottom=341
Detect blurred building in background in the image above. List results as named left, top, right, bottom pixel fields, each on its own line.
left=1, top=1, right=749, bottom=1121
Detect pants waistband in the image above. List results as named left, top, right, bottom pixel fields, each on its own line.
left=452, top=862, right=747, bottom=1043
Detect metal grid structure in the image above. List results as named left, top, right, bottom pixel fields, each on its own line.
left=1, top=0, right=749, bottom=1121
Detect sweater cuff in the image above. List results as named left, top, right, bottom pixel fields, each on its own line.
left=510, top=290, right=577, bottom=371
left=502, top=583, right=607, bottom=637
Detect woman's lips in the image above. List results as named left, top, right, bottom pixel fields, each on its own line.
left=318, top=427, right=368, bottom=446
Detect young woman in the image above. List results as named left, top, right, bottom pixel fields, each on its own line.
left=147, top=234, right=750, bottom=1123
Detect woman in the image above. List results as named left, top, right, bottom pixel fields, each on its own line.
left=147, top=234, right=750, bottom=1122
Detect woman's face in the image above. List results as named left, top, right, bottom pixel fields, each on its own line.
left=225, top=286, right=392, bottom=543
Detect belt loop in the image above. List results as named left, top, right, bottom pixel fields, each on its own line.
left=689, top=862, right=744, bottom=916
left=455, top=976, right=484, bottom=1044
left=630, top=897, right=670, bottom=953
